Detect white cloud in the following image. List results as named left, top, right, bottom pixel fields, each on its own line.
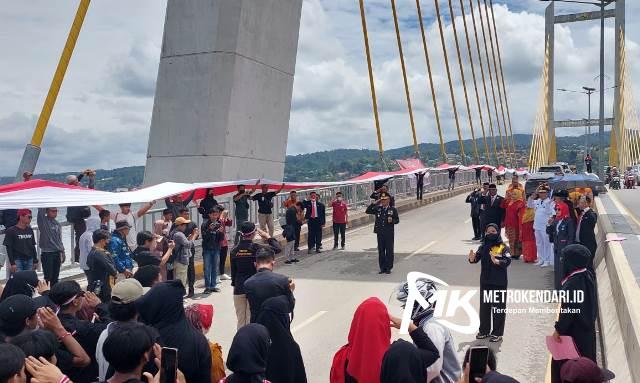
left=0, top=0, right=636, bottom=174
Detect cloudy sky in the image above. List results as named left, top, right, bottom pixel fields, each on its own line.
left=0, top=0, right=637, bottom=175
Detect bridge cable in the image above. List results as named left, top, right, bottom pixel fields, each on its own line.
left=447, top=0, right=480, bottom=164
left=477, top=0, right=508, bottom=166
left=358, top=0, right=387, bottom=166
left=415, top=0, right=447, bottom=163
left=468, top=0, right=499, bottom=165
left=390, top=0, right=421, bottom=158
left=459, top=0, right=491, bottom=164
left=433, top=0, right=467, bottom=164
left=488, top=0, right=517, bottom=168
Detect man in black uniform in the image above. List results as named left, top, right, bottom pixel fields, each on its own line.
left=244, top=247, right=295, bottom=323
left=415, top=172, right=426, bottom=200
left=366, top=193, right=399, bottom=274
left=230, top=222, right=281, bottom=329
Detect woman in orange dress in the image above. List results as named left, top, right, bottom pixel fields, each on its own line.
left=501, top=189, right=525, bottom=259
left=520, top=205, right=537, bottom=263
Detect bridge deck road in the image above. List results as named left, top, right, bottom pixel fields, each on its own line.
left=190, top=188, right=556, bottom=382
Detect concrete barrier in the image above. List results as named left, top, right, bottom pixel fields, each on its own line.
left=593, top=195, right=640, bottom=382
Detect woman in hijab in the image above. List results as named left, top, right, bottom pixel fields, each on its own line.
left=380, top=339, right=428, bottom=383
left=0, top=270, right=39, bottom=301
left=256, top=295, right=307, bottom=383
left=519, top=204, right=537, bottom=263
left=330, top=297, right=391, bottom=383
left=135, top=280, right=212, bottom=383
left=552, top=201, right=576, bottom=289
left=469, top=223, right=512, bottom=342
left=501, top=189, right=525, bottom=259
left=550, top=244, right=598, bottom=383
left=185, top=303, right=226, bottom=383
left=222, top=323, right=271, bottom=383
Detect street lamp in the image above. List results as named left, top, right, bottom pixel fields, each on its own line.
left=540, top=0, right=615, bottom=178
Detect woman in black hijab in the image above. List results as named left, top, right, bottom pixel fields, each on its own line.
left=550, top=244, right=598, bottom=383
left=224, top=323, right=271, bottom=383
left=135, top=280, right=212, bottom=383
left=380, top=339, right=427, bottom=383
left=469, top=223, right=512, bottom=342
left=0, top=271, right=38, bottom=301
left=256, top=295, right=307, bottom=383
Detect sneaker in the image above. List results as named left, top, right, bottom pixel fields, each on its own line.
left=316, top=249, right=322, bottom=253
left=292, top=259, right=300, bottom=263
left=476, top=333, right=490, bottom=340
left=378, top=271, right=385, bottom=274
left=308, top=250, right=313, bottom=255
left=332, top=245, right=338, bottom=250
left=490, top=335, right=503, bottom=342
left=385, top=270, right=391, bottom=274
left=540, top=262, right=549, bottom=268
left=220, top=274, right=231, bottom=281
left=284, top=260, right=293, bottom=264
left=212, top=287, right=221, bottom=293
left=341, top=246, right=345, bottom=250
left=294, top=248, right=300, bottom=252
left=203, top=288, right=212, bottom=294
left=534, top=260, right=543, bottom=266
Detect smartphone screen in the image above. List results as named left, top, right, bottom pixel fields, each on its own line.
left=469, top=346, right=489, bottom=382
left=160, top=347, right=178, bottom=383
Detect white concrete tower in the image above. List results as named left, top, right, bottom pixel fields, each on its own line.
left=144, top=0, right=303, bottom=184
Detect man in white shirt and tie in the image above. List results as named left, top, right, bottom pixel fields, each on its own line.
left=302, top=191, right=326, bottom=254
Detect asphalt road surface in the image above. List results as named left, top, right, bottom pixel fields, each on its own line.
left=188, top=189, right=556, bottom=382
left=611, top=187, right=640, bottom=224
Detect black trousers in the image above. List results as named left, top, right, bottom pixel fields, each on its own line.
left=416, top=184, right=424, bottom=200
left=307, top=219, right=323, bottom=251
left=586, top=163, right=592, bottom=173
left=377, top=232, right=394, bottom=272
left=187, top=249, right=195, bottom=293
left=294, top=223, right=301, bottom=249
left=72, top=221, right=85, bottom=262
left=471, top=215, right=481, bottom=239
left=41, top=251, right=61, bottom=285
left=219, top=246, right=228, bottom=275
left=476, top=175, right=481, bottom=184
left=333, top=223, right=346, bottom=247
left=479, top=284, right=507, bottom=336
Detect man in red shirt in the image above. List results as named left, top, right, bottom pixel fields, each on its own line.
left=331, top=192, right=349, bottom=250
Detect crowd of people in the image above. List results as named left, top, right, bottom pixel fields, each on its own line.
left=0, top=168, right=615, bottom=383
left=465, top=173, right=607, bottom=383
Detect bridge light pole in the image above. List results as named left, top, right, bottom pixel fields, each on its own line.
left=540, top=0, right=615, bottom=178
left=558, top=87, right=595, bottom=170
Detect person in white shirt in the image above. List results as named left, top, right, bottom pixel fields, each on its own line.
left=527, top=186, right=555, bottom=267
left=96, top=202, right=155, bottom=251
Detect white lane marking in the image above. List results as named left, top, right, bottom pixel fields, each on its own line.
left=292, top=311, right=328, bottom=333
left=406, top=240, right=437, bottom=260
left=608, top=191, right=640, bottom=228
left=464, top=218, right=472, bottom=224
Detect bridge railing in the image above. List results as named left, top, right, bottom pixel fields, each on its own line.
left=1, top=170, right=479, bottom=279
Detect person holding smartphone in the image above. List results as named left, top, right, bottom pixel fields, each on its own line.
left=460, top=346, right=519, bottom=383
left=469, top=224, right=512, bottom=343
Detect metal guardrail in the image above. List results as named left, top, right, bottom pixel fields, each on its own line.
left=1, top=170, right=481, bottom=278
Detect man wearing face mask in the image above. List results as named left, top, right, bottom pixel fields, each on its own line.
left=331, top=191, right=348, bottom=250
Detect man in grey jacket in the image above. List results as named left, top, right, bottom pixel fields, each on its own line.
left=170, top=216, right=198, bottom=292
left=37, top=208, right=65, bottom=285
left=397, top=278, right=462, bottom=383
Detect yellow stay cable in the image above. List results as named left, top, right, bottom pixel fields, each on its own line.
left=488, top=0, right=517, bottom=167
left=358, top=0, right=385, bottom=160
left=390, top=0, right=421, bottom=158
left=468, top=0, right=498, bottom=165
left=434, top=0, right=467, bottom=164
left=459, top=0, right=490, bottom=164
left=477, top=0, right=507, bottom=165
left=415, top=0, right=446, bottom=162
left=447, top=0, right=480, bottom=164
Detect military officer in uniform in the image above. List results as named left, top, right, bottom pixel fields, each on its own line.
left=366, top=192, right=399, bottom=274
